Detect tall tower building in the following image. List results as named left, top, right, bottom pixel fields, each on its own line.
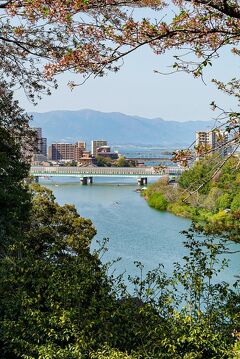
left=32, top=127, right=47, bottom=160
left=40, top=138, right=47, bottom=157
left=195, top=130, right=228, bottom=160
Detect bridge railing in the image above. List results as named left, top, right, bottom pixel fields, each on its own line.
left=31, top=166, right=157, bottom=175
left=30, top=166, right=184, bottom=176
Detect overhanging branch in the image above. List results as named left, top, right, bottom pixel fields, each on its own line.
left=184, top=0, right=240, bottom=19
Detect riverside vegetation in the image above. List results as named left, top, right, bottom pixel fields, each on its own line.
left=95, top=156, right=136, bottom=168
left=1, top=84, right=240, bottom=359
left=0, top=0, right=240, bottom=356
left=144, top=156, right=240, bottom=243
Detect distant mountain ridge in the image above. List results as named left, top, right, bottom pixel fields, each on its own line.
left=31, top=109, right=214, bottom=147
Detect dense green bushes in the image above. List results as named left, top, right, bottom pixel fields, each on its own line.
left=145, top=156, right=240, bottom=242
left=148, top=192, right=168, bottom=210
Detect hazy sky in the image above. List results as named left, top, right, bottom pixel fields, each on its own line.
left=16, top=43, right=238, bottom=122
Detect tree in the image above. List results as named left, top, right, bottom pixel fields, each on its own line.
left=1, top=197, right=239, bottom=358
left=0, top=2, right=240, bottom=357
left=115, top=156, right=135, bottom=167
left=0, top=1, right=239, bottom=98
left=0, top=184, right=118, bottom=358
left=95, top=155, right=113, bottom=167
left=178, top=155, right=220, bottom=195
left=1, top=0, right=238, bottom=169
left=0, top=82, right=34, bottom=250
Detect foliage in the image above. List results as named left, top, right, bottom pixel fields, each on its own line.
left=1, top=197, right=239, bottom=358
left=0, top=1, right=239, bottom=100
left=231, top=194, right=240, bottom=211
left=0, top=0, right=239, bottom=173
left=145, top=156, right=240, bottom=241
left=122, top=229, right=239, bottom=359
left=0, top=3, right=239, bottom=357
left=0, top=82, right=34, bottom=249
left=115, top=156, right=129, bottom=167
left=0, top=184, right=116, bottom=358
left=90, top=346, right=139, bottom=359
left=63, top=160, right=78, bottom=166
left=148, top=192, right=168, bottom=210
left=95, top=155, right=113, bottom=167
left=217, top=193, right=232, bottom=210
left=95, top=155, right=135, bottom=167
left=178, top=155, right=220, bottom=195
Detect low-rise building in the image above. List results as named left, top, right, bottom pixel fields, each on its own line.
left=78, top=151, right=95, bottom=166
left=96, top=146, right=119, bottom=160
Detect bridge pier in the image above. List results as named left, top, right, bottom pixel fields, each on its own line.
left=137, top=177, right=147, bottom=186
left=30, top=166, right=184, bottom=185
left=80, top=177, right=93, bottom=185
left=88, top=176, right=93, bottom=185
left=80, top=177, right=88, bottom=185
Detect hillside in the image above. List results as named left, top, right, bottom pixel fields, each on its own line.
left=31, top=109, right=213, bottom=147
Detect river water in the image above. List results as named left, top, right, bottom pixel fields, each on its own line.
left=41, top=176, right=240, bottom=285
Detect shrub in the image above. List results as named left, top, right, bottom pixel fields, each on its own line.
left=216, top=193, right=232, bottom=210
left=148, top=192, right=168, bottom=210
left=231, top=193, right=240, bottom=211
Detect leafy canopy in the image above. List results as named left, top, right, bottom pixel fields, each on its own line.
left=0, top=0, right=239, bottom=100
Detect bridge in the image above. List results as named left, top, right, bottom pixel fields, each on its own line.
left=30, top=166, right=184, bottom=185
left=126, top=157, right=171, bottom=163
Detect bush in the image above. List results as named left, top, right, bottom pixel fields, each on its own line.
left=231, top=193, right=240, bottom=211
left=90, top=346, right=138, bottom=359
left=148, top=192, right=168, bottom=210
left=216, top=193, right=232, bottom=210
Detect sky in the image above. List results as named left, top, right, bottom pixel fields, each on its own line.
left=16, top=21, right=239, bottom=123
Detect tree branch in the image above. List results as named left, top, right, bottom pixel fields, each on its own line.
left=184, top=0, right=240, bottom=19
left=0, top=0, right=12, bottom=9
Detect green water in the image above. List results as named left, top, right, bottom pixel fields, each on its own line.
left=41, top=177, right=240, bottom=283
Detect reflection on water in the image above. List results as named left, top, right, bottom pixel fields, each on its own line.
left=41, top=177, right=240, bottom=284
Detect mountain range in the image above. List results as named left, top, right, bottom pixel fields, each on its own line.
left=31, top=109, right=214, bottom=147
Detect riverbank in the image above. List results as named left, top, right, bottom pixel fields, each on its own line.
left=143, top=156, right=240, bottom=243
left=39, top=176, right=240, bottom=286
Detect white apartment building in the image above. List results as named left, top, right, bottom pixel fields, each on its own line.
left=195, top=130, right=228, bottom=159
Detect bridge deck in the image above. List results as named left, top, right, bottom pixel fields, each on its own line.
left=30, top=166, right=184, bottom=178
left=126, top=157, right=171, bottom=162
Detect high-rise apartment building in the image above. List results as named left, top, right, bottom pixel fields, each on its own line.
left=76, top=141, right=86, bottom=151
left=32, top=127, right=47, bottom=160
left=91, top=140, right=108, bottom=156
left=195, top=130, right=228, bottom=159
left=40, top=137, right=47, bottom=157
left=48, top=143, right=74, bottom=161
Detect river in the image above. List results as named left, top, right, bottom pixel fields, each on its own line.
left=41, top=176, right=240, bottom=286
